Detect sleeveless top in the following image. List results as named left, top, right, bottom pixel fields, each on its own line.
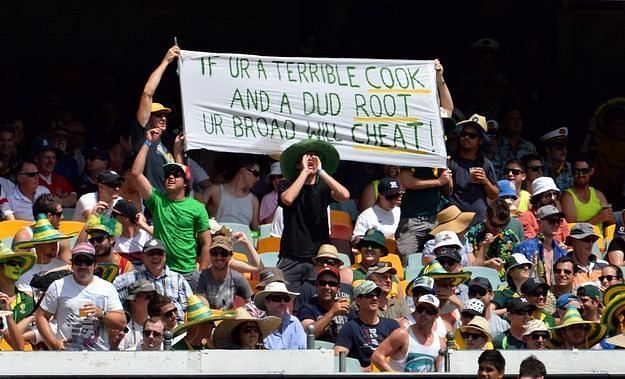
left=389, top=325, right=441, bottom=372
left=565, top=187, right=602, bottom=226
left=215, top=184, right=254, bottom=226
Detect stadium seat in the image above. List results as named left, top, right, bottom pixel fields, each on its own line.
left=259, top=223, right=272, bottom=239
left=329, top=199, right=359, bottom=223
left=404, top=265, right=423, bottom=282
left=257, top=236, right=280, bottom=253
left=605, top=224, right=616, bottom=250
left=314, top=340, right=334, bottom=350
left=221, top=222, right=253, bottom=252
left=338, top=253, right=351, bottom=268
left=259, top=252, right=279, bottom=267
left=0, top=220, right=32, bottom=239
left=466, top=266, right=504, bottom=290
left=407, top=253, right=424, bottom=270
left=334, top=356, right=363, bottom=373
left=58, top=220, right=85, bottom=236
left=330, top=210, right=352, bottom=228
left=380, top=253, right=404, bottom=280
left=331, top=223, right=353, bottom=241
left=62, top=207, right=75, bottom=220
left=384, top=238, right=397, bottom=255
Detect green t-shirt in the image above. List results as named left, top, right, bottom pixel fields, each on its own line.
left=12, top=290, right=35, bottom=323
left=493, top=287, right=520, bottom=309
left=493, top=331, right=525, bottom=349
left=146, top=189, right=210, bottom=274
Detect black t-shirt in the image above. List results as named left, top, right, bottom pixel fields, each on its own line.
left=607, top=237, right=625, bottom=262
left=295, top=282, right=353, bottom=316
left=278, top=179, right=332, bottom=260
left=336, top=317, right=400, bottom=367
left=449, top=153, right=497, bottom=221
left=133, top=121, right=169, bottom=193
left=298, top=297, right=352, bottom=343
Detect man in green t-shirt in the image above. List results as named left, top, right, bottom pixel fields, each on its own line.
left=130, top=127, right=211, bottom=279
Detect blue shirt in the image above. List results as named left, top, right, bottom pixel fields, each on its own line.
left=263, top=313, right=307, bottom=350
left=513, top=238, right=568, bottom=263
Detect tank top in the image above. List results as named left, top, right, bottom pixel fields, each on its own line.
left=389, top=325, right=441, bottom=372
left=565, top=187, right=602, bottom=228
left=215, top=184, right=254, bottom=226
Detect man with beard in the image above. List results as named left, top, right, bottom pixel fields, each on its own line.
left=372, top=294, right=444, bottom=372
left=519, top=177, right=570, bottom=242
left=493, top=297, right=535, bottom=349
left=335, top=281, right=399, bottom=370
left=35, top=243, right=126, bottom=350
left=85, top=214, right=134, bottom=282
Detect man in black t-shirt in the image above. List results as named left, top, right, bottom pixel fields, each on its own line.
left=278, top=140, right=349, bottom=292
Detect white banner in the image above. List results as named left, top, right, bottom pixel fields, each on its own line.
left=179, top=50, right=447, bottom=168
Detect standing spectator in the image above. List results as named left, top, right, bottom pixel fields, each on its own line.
left=32, top=137, right=77, bottom=207
left=566, top=223, right=607, bottom=287
left=132, top=45, right=180, bottom=192
left=85, top=214, right=134, bottom=282
left=560, top=156, right=615, bottom=232
left=335, top=280, right=400, bottom=370
left=203, top=156, right=260, bottom=230
left=521, top=319, right=550, bottom=350
left=195, top=231, right=253, bottom=310
left=549, top=307, right=607, bottom=349
left=520, top=154, right=544, bottom=194
left=7, top=160, right=50, bottom=221
left=278, top=139, right=349, bottom=292
left=540, top=127, right=573, bottom=191
left=0, top=125, right=21, bottom=182
left=352, top=177, right=401, bottom=245
left=518, top=177, right=570, bottom=243
left=501, top=159, right=531, bottom=212
left=34, top=242, right=126, bottom=350
left=259, top=162, right=283, bottom=225
left=139, top=318, right=165, bottom=351
left=131, top=127, right=211, bottom=278
left=371, top=294, right=444, bottom=372
left=477, top=349, right=505, bottom=379
left=513, top=205, right=568, bottom=285
left=493, top=298, right=534, bottom=349
left=73, top=170, right=123, bottom=221
left=113, top=238, right=193, bottom=324
left=449, top=114, right=499, bottom=221
left=77, top=146, right=112, bottom=198
left=254, top=281, right=306, bottom=350
left=494, top=108, right=537, bottom=176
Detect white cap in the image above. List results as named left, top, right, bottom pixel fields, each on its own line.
left=531, top=177, right=559, bottom=196
left=539, top=127, right=568, bottom=143
left=433, top=231, right=463, bottom=250
left=417, top=294, right=440, bottom=309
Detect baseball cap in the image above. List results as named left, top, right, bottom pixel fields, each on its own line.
left=556, top=293, right=580, bottom=310
left=97, top=170, right=124, bottom=185
left=567, top=222, right=599, bottom=241
left=536, top=205, right=565, bottom=220
left=83, top=146, right=110, bottom=162
left=112, top=199, right=138, bottom=222
left=316, top=266, right=340, bottom=281
left=520, top=278, right=550, bottom=295
left=72, top=242, right=96, bottom=259
left=143, top=238, right=166, bottom=253
left=162, top=162, right=192, bottom=183
left=577, top=284, right=601, bottom=301
left=468, top=277, right=493, bottom=292
left=506, top=297, right=536, bottom=313
left=210, top=235, right=233, bottom=252
left=417, top=294, right=440, bottom=309
left=462, top=298, right=486, bottom=317
left=31, top=137, right=60, bottom=155
left=354, top=280, right=382, bottom=298
left=377, top=177, right=401, bottom=196
left=127, top=279, right=157, bottom=300
left=366, top=264, right=397, bottom=279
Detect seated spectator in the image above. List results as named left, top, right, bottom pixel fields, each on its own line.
left=352, top=177, right=401, bottom=244
left=139, top=318, right=165, bottom=351
left=0, top=242, right=36, bottom=326
left=0, top=125, right=21, bottom=183
left=577, top=284, right=602, bottom=322
left=467, top=199, right=520, bottom=270
left=254, top=281, right=305, bottom=350
left=112, top=279, right=156, bottom=351
left=501, top=159, right=531, bottom=212
left=111, top=199, right=153, bottom=265
left=0, top=181, right=15, bottom=221
left=73, top=170, right=124, bottom=221
left=76, top=145, right=113, bottom=198
left=606, top=224, right=625, bottom=265
left=521, top=319, right=550, bottom=350
left=85, top=214, right=134, bottom=282
left=195, top=230, right=253, bottom=310
left=50, top=123, right=80, bottom=187
left=299, top=266, right=351, bottom=343
left=551, top=257, right=576, bottom=312
left=203, top=156, right=260, bottom=231
left=549, top=307, right=607, bottom=349
left=422, top=205, right=475, bottom=266
left=0, top=286, right=24, bottom=350
left=493, top=254, right=533, bottom=311
left=466, top=277, right=509, bottom=337
left=171, top=295, right=235, bottom=350
left=365, top=265, right=410, bottom=320
left=213, top=307, right=281, bottom=349
left=455, top=315, right=492, bottom=350
left=554, top=293, right=582, bottom=325
left=540, top=127, right=573, bottom=191
left=519, top=177, right=570, bottom=243
left=342, top=228, right=389, bottom=285
left=566, top=223, right=607, bottom=287
left=113, top=238, right=192, bottom=324
left=259, top=162, right=282, bottom=225
left=513, top=205, right=568, bottom=285
left=560, top=156, right=615, bottom=232
left=520, top=278, right=555, bottom=327
left=32, top=137, right=77, bottom=207
left=493, top=298, right=535, bottom=349
left=118, top=155, right=144, bottom=215
left=520, top=153, right=544, bottom=194
left=599, top=264, right=624, bottom=291
left=147, top=294, right=178, bottom=331
left=600, top=287, right=625, bottom=348
left=371, top=294, right=444, bottom=372
left=358, top=165, right=400, bottom=212
left=7, top=160, right=50, bottom=221
left=335, top=280, right=400, bottom=370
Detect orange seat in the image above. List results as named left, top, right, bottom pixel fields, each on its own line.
left=59, top=220, right=85, bottom=235
left=331, top=223, right=353, bottom=241
left=330, top=210, right=352, bottom=228
left=232, top=252, right=251, bottom=281
left=385, top=238, right=397, bottom=255
left=380, top=253, right=404, bottom=280
left=0, top=220, right=32, bottom=239
left=257, top=236, right=281, bottom=253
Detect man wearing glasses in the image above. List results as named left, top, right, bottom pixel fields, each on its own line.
left=521, top=319, right=550, bottom=349
left=467, top=277, right=509, bottom=338
left=7, top=160, right=50, bottom=221
left=35, top=242, right=126, bottom=350
left=139, top=318, right=165, bottom=351
left=74, top=169, right=124, bottom=222
left=493, top=297, right=535, bottom=349
left=85, top=215, right=134, bottom=282
left=566, top=223, right=607, bottom=287
left=352, top=177, right=401, bottom=246
left=518, top=176, right=570, bottom=243
left=539, top=127, right=573, bottom=191
left=254, top=281, right=305, bottom=350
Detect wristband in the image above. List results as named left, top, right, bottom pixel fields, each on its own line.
left=98, top=310, right=107, bottom=320
left=317, top=168, right=324, bottom=175
left=143, top=140, right=152, bottom=147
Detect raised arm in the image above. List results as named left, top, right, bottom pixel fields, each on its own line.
left=136, top=45, right=180, bottom=127
left=434, top=59, right=454, bottom=117
left=130, top=128, right=160, bottom=201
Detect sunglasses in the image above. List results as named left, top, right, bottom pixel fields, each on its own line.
left=527, top=165, right=544, bottom=172
left=572, top=168, right=590, bottom=175
left=49, top=210, right=64, bottom=217
left=73, top=257, right=95, bottom=267
left=460, top=131, right=479, bottom=140
left=600, top=275, right=619, bottom=282
left=461, top=332, right=484, bottom=340
left=438, top=257, right=458, bottom=267
left=88, top=235, right=108, bottom=244
left=316, top=258, right=340, bottom=266
left=210, top=250, right=230, bottom=258
left=530, top=333, right=550, bottom=340
left=488, top=219, right=508, bottom=228
left=529, top=291, right=547, bottom=297
left=142, top=330, right=163, bottom=338
left=19, top=171, right=39, bottom=177
left=384, top=193, right=401, bottom=201
left=516, top=265, right=531, bottom=271
left=163, top=309, right=177, bottom=318
left=543, top=217, right=562, bottom=226
left=317, top=279, right=339, bottom=288
left=541, top=191, right=559, bottom=200
left=241, top=326, right=260, bottom=334
left=500, top=195, right=517, bottom=201
left=4, top=259, right=25, bottom=267
left=359, top=291, right=381, bottom=299
left=246, top=167, right=261, bottom=178
left=103, top=182, right=122, bottom=189
left=415, top=305, right=438, bottom=316
left=505, top=168, right=524, bottom=175
left=152, top=112, right=168, bottom=118
left=554, top=268, right=573, bottom=275
left=146, top=250, right=165, bottom=256
left=469, top=287, right=488, bottom=297
left=511, top=310, right=532, bottom=316
left=267, top=294, right=291, bottom=303
left=165, top=170, right=184, bottom=179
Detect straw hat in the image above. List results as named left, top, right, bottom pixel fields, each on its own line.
left=0, top=242, right=36, bottom=274
left=549, top=307, right=607, bottom=348
left=429, top=205, right=475, bottom=236
left=603, top=283, right=625, bottom=305
left=459, top=316, right=492, bottom=341
left=280, top=139, right=340, bottom=180
left=253, top=281, right=300, bottom=310
left=170, top=295, right=237, bottom=337
left=13, top=214, right=74, bottom=249
left=419, top=260, right=470, bottom=287
left=212, top=307, right=281, bottom=348
left=601, top=293, right=625, bottom=333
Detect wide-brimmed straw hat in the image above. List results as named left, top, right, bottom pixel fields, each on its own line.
left=549, top=307, right=607, bottom=348
left=170, top=295, right=237, bottom=337
left=13, top=214, right=74, bottom=250
left=280, top=139, right=340, bottom=180
left=459, top=316, right=492, bottom=341
left=419, top=260, right=470, bottom=287
left=253, top=281, right=300, bottom=310
left=0, top=242, right=36, bottom=274
left=429, top=205, right=475, bottom=236
left=212, top=307, right=281, bottom=348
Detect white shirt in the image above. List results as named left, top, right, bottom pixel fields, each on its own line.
left=16, top=258, right=68, bottom=293
left=352, top=204, right=401, bottom=241
left=73, top=192, right=122, bottom=221
left=7, top=185, right=50, bottom=221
